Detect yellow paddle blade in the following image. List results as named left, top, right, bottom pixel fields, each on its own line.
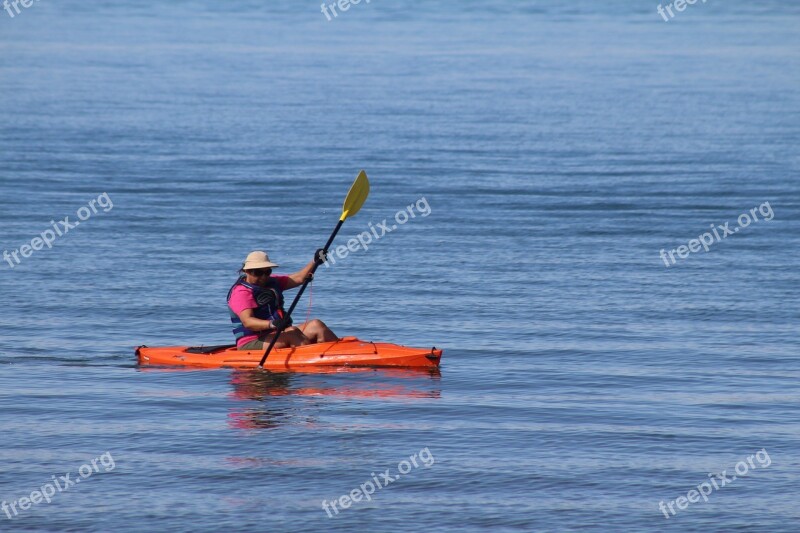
left=340, top=170, right=370, bottom=221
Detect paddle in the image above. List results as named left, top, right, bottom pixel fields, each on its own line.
left=258, top=170, right=370, bottom=368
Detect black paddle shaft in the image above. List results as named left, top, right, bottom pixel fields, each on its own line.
left=258, top=219, right=345, bottom=367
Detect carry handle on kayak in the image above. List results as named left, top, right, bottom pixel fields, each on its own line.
left=258, top=170, right=370, bottom=368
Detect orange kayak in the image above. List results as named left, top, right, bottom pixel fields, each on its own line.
left=136, top=337, right=442, bottom=370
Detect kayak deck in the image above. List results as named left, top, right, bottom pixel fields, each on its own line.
left=136, top=337, right=442, bottom=370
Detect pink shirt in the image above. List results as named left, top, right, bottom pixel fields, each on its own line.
left=228, top=275, right=291, bottom=347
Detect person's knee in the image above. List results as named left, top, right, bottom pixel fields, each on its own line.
left=288, top=328, right=311, bottom=345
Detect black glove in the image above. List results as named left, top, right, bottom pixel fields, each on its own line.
left=271, top=315, right=293, bottom=331
left=314, top=248, right=328, bottom=265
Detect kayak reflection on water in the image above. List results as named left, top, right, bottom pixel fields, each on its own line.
left=227, top=250, right=337, bottom=351
left=227, top=368, right=442, bottom=430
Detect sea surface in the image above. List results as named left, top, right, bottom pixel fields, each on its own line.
left=1, top=1, right=799, bottom=531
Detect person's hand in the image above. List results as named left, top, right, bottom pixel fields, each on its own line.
left=314, top=248, right=328, bottom=265
left=271, top=315, right=293, bottom=331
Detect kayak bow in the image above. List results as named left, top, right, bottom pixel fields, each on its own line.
left=136, top=337, right=442, bottom=370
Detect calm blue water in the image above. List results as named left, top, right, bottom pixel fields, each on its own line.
left=1, top=1, right=799, bottom=531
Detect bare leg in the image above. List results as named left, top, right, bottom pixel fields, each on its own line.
left=298, top=319, right=338, bottom=343
left=260, top=326, right=312, bottom=349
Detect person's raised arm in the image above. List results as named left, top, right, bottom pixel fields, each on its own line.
left=285, top=249, right=327, bottom=289
left=286, top=259, right=315, bottom=289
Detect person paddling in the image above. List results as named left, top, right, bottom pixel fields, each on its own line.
left=227, top=250, right=338, bottom=350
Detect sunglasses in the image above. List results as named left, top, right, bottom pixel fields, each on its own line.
left=249, top=268, right=272, bottom=277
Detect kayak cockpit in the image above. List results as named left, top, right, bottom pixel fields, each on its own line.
left=184, top=345, right=236, bottom=354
